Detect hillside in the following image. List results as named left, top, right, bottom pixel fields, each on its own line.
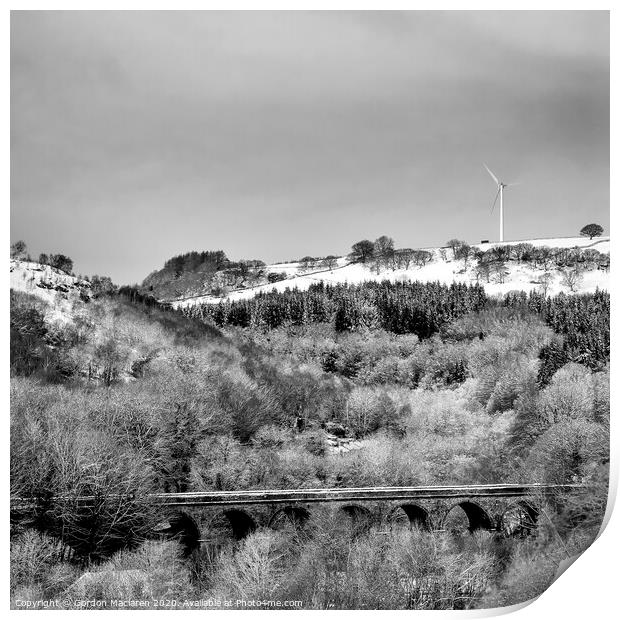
left=140, top=250, right=266, bottom=300
left=9, top=259, right=91, bottom=323
left=169, top=236, right=610, bottom=310
left=10, top=240, right=610, bottom=609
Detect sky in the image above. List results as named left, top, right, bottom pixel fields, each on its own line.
left=11, top=11, right=609, bottom=284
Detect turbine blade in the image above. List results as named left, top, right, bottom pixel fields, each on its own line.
left=483, top=163, right=500, bottom=185
left=490, top=187, right=501, bottom=213
left=505, top=181, right=521, bottom=187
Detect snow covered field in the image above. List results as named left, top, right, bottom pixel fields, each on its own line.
left=171, top=236, right=610, bottom=309
left=471, top=236, right=609, bottom=252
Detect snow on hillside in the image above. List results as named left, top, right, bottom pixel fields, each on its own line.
left=167, top=236, right=610, bottom=309
left=471, top=236, right=610, bottom=252
left=10, top=259, right=91, bottom=323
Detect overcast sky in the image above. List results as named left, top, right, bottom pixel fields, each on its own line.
left=11, top=11, right=609, bottom=284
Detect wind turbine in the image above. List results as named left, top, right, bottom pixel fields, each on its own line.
left=483, top=164, right=518, bottom=243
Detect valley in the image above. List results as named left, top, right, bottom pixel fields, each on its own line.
left=9, top=234, right=610, bottom=609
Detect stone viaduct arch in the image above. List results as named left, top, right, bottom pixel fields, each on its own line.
left=441, top=500, right=496, bottom=532
left=268, top=506, right=310, bottom=530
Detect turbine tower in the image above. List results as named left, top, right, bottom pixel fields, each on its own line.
left=483, top=164, right=517, bottom=243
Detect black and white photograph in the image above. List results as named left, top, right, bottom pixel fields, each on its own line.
left=9, top=7, right=611, bottom=613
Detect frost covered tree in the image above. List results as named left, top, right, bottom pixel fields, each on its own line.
left=538, top=272, right=554, bottom=297
left=561, top=267, right=583, bottom=293
left=321, top=255, right=339, bottom=270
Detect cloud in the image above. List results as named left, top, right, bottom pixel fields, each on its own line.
left=11, top=11, right=609, bottom=283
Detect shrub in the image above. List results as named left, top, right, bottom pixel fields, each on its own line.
left=11, top=240, right=28, bottom=259
left=524, top=418, right=608, bottom=484
left=286, top=524, right=497, bottom=609
left=64, top=541, right=193, bottom=606
left=478, top=534, right=573, bottom=608
left=560, top=267, right=583, bottom=292
left=216, top=370, right=278, bottom=443
left=360, top=355, right=401, bottom=385
left=419, top=342, right=469, bottom=388
left=485, top=358, right=538, bottom=415
left=537, top=339, right=569, bottom=386
left=10, top=381, right=158, bottom=560
left=267, top=271, right=287, bottom=284
left=346, top=386, right=403, bottom=437
left=252, top=425, right=291, bottom=450
left=10, top=295, right=50, bottom=376
left=537, top=363, right=595, bottom=425
left=331, top=433, right=426, bottom=487
left=209, top=530, right=291, bottom=604
left=302, top=430, right=327, bottom=457
left=48, top=253, right=74, bottom=274
left=10, top=531, right=78, bottom=600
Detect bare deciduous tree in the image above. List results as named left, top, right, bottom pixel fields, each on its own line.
left=320, top=255, right=339, bottom=270
left=561, top=267, right=583, bottom=293
left=538, top=272, right=554, bottom=296
left=446, top=239, right=465, bottom=260
left=411, top=250, right=433, bottom=268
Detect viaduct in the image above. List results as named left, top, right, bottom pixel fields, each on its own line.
left=149, top=483, right=581, bottom=551
left=11, top=484, right=583, bottom=554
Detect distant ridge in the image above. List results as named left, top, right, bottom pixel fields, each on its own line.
left=166, top=236, right=610, bottom=309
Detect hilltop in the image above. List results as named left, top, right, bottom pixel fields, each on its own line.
left=9, top=259, right=91, bottom=323
left=140, top=250, right=266, bottom=301
left=166, top=235, right=610, bottom=310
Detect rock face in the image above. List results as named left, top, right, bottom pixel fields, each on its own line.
left=323, top=421, right=348, bottom=438
left=325, top=433, right=365, bottom=455
left=10, top=259, right=91, bottom=311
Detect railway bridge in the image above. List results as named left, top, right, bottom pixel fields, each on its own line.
left=11, top=484, right=583, bottom=554
left=149, top=483, right=581, bottom=551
